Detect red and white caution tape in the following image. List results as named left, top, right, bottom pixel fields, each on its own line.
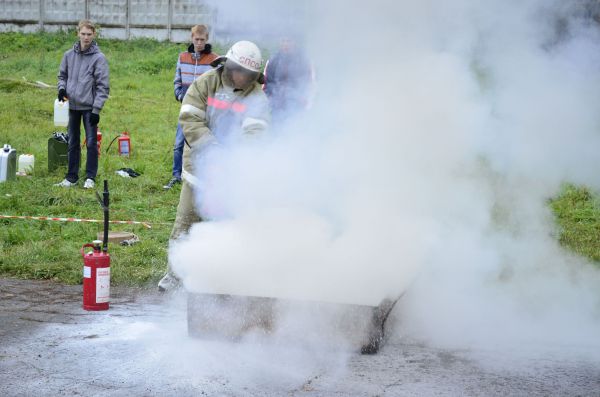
left=0, top=214, right=164, bottom=229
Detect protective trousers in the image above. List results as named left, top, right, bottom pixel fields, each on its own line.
left=169, top=179, right=202, bottom=241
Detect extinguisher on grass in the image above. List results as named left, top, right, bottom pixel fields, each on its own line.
left=105, top=131, right=132, bottom=157
left=118, top=131, right=131, bottom=157
left=82, top=127, right=102, bottom=156
left=82, top=180, right=110, bottom=311
left=97, top=129, right=102, bottom=155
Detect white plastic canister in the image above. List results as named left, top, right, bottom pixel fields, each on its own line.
left=18, top=154, right=35, bottom=175
left=54, top=99, right=69, bottom=127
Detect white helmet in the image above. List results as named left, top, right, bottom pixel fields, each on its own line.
left=225, top=40, right=263, bottom=73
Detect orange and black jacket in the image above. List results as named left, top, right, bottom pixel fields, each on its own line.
left=173, top=43, right=219, bottom=102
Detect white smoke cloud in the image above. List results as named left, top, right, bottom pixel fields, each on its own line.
left=172, top=0, right=600, bottom=351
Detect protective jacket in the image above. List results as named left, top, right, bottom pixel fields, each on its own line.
left=179, top=67, right=270, bottom=179
left=173, top=44, right=219, bottom=102
left=57, top=41, right=109, bottom=114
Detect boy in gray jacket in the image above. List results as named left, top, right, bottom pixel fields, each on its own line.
left=55, top=19, right=110, bottom=189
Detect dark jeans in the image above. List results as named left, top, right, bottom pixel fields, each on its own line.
left=171, top=122, right=185, bottom=179
left=66, top=109, right=97, bottom=183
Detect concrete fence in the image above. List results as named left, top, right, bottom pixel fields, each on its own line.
left=0, top=0, right=216, bottom=42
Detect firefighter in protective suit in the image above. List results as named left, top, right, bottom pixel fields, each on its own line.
left=158, top=41, right=271, bottom=291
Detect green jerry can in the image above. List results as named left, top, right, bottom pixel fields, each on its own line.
left=48, top=134, right=68, bottom=172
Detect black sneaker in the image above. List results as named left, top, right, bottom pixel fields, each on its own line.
left=163, top=177, right=181, bottom=190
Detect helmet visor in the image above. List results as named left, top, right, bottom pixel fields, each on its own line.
left=224, top=59, right=259, bottom=89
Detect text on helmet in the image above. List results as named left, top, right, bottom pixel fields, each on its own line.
left=238, top=56, right=261, bottom=70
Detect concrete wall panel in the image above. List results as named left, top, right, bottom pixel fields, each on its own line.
left=89, top=0, right=127, bottom=27
left=44, top=0, right=85, bottom=23
left=0, top=0, right=215, bottom=41
left=130, top=0, right=168, bottom=26
left=2, top=0, right=40, bottom=21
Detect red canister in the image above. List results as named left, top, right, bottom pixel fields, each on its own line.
left=81, top=240, right=110, bottom=311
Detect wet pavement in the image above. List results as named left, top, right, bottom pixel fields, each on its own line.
left=1, top=277, right=599, bottom=396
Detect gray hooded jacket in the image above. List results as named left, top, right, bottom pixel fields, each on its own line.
left=57, top=41, right=110, bottom=114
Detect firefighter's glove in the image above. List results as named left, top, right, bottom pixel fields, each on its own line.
left=90, top=113, right=100, bottom=126
left=58, top=89, right=67, bottom=102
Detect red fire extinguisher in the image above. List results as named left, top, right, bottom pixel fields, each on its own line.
left=82, top=180, right=111, bottom=311
left=118, top=131, right=131, bottom=157
left=97, top=129, right=102, bottom=156
left=81, top=240, right=110, bottom=310
left=82, top=127, right=102, bottom=156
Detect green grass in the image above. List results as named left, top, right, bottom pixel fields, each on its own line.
left=0, top=31, right=598, bottom=288
left=0, top=31, right=225, bottom=287
left=550, top=185, right=600, bottom=262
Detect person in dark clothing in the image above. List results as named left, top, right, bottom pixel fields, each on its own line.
left=55, top=19, right=109, bottom=189
left=263, top=36, right=314, bottom=126
left=163, top=24, right=219, bottom=190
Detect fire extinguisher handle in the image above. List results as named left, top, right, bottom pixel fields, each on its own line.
left=81, top=243, right=95, bottom=256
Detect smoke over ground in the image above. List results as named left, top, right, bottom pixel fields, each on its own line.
left=172, top=0, right=600, bottom=351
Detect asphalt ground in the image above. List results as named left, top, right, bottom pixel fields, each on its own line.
left=1, top=278, right=599, bottom=396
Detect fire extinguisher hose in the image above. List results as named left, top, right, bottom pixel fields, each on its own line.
left=103, top=180, right=109, bottom=252
left=105, top=135, right=119, bottom=153
left=94, top=181, right=110, bottom=252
